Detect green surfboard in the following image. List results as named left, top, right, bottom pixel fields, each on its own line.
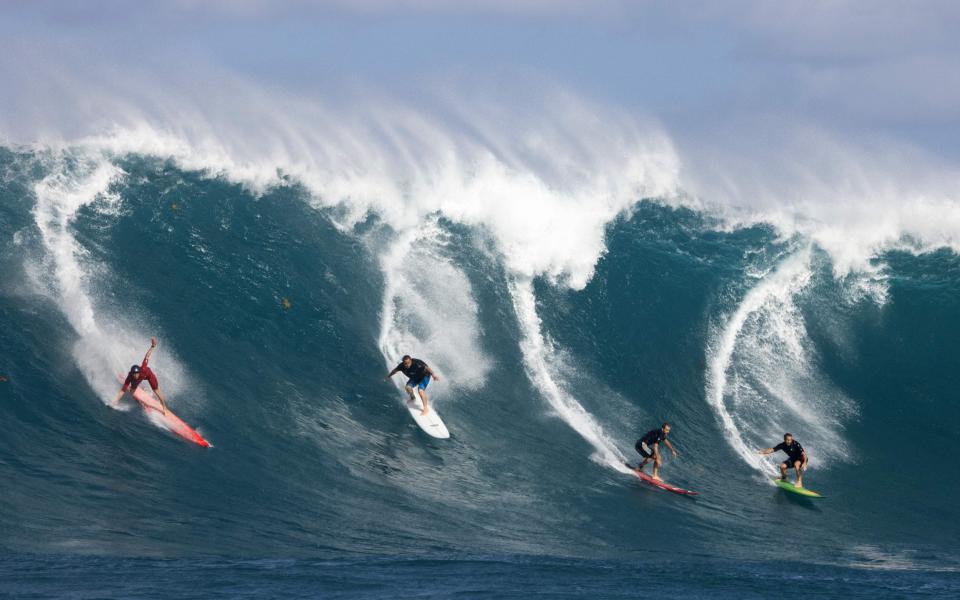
left=774, top=479, right=824, bottom=498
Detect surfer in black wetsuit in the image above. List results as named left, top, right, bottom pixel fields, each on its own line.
left=758, top=433, right=808, bottom=487
left=384, top=355, right=441, bottom=416
left=633, top=423, right=678, bottom=481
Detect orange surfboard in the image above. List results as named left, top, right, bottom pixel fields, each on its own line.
left=117, top=375, right=211, bottom=447
left=627, top=464, right=698, bottom=495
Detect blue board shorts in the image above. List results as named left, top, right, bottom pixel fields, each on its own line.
left=406, top=375, right=431, bottom=390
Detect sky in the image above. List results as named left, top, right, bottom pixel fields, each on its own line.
left=4, top=1, right=959, bottom=144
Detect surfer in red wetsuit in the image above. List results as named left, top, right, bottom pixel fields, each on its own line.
left=113, top=337, right=168, bottom=415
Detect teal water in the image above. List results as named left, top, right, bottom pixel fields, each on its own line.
left=0, top=148, right=958, bottom=596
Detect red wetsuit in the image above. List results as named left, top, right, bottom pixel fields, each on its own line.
left=122, top=358, right=159, bottom=393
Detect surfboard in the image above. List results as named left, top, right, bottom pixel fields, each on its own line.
left=404, top=395, right=450, bottom=439
left=774, top=478, right=823, bottom=498
left=626, top=464, right=699, bottom=495
left=117, top=375, right=211, bottom=447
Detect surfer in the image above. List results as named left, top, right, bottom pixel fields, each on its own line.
left=113, top=337, right=169, bottom=415
left=633, top=423, right=678, bottom=481
left=384, top=355, right=440, bottom=416
left=758, top=433, right=808, bottom=488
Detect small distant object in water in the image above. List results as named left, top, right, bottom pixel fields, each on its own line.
left=281, top=298, right=292, bottom=310
left=0, top=375, right=7, bottom=382
left=171, top=202, right=179, bottom=211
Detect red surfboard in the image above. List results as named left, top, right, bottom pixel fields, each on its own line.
left=117, top=375, right=211, bottom=447
left=627, top=464, right=699, bottom=495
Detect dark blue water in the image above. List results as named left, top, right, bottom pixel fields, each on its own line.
left=2, top=554, right=958, bottom=599
left=1, top=147, right=958, bottom=597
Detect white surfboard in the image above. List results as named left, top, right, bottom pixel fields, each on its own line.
left=404, top=396, right=450, bottom=439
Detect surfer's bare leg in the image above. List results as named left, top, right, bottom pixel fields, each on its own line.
left=635, top=457, right=649, bottom=472
left=779, top=463, right=788, bottom=481
left=793, top=461, right=803, bottom=487
left=153, top=388, right=168, bottom=415
left=417, top=388, right=430, bottom=416
left=652, top=453, right=663, bottom=481
left=404, top=385, right=416, bottom=402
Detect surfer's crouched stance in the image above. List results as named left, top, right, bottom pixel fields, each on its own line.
left=758, top=433, right=808, bottom=487
left=384, top=355, right=440, bottom=416
left=634, top=422, right=678, bottom=481
left=113, top=337, right=169, bottom=415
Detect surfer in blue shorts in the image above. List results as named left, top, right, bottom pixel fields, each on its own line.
left=633, top=423, right=678, bottom=481
left=384, top=355, right=441, bottom=416
left=758, top=433, right=808, bottom=487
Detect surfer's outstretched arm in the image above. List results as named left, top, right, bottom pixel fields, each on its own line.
left=757, top=447, right=775, bottom=455
left=113, top=370, right=135, bottom=407
left=384, top=367, right=399, bottom=381
left=664, top=438, right=678, bottom=457
left=143, top=336, right=157, bottom=363
left=425, top=366, right=440, bottom=382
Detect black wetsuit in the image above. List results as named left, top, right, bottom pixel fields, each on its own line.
left=774, top=440, right=805, bottom=468
left=635, top=428, right=667, bottom=459
left=396, top=358, right=429, bottom=384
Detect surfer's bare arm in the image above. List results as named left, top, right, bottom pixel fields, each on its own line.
left=143, top=337, right=157, bottom=363
left=426, top=366, right=440, bottom=381
left=112, top=389, right=126, bottom=406
left=801, top=450, right=808, bottom=470
left=757, top=447, right=775, bottom=455
left=384, top=367, right=399, bottom=381
left=664, top=438, right=678, bottom=457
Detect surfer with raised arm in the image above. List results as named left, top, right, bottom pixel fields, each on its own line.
left=758, top=433, right=808, bottom=488
left=113, top=337, right=169, bottom=415
left=384, top=355, right=440, bottom=416
left=633, top=422, right=678, bottom=481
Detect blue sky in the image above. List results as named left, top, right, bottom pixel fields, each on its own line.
left=3, top=1, right=960, bottom=169
left=5, top=1, right=958, bottom=131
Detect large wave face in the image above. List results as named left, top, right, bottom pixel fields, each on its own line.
left=1, top=142, right=958, bottom=575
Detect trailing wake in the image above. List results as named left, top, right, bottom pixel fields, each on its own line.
left=706, top=246, right=858, bottom=476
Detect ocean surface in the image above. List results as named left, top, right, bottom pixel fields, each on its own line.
left=1, top=146, right=958, bottom=597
